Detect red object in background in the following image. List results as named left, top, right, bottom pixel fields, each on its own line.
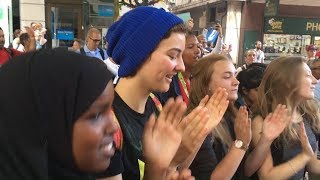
left=316, top=51, right=320, bottom=59
left=0, top=48, right=23, bottom=66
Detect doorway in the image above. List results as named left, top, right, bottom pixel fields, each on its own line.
left=45, top=2, right=83, bottom=48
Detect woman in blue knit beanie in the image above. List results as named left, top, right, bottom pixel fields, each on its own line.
left=103, top=6, right=228, bottom=180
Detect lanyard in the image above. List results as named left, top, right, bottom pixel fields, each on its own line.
left=178, top=72, right=189, bottom=98
left=149, top=93, right=162, bottom=112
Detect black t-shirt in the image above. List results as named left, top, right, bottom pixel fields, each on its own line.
left=102, top=92, right=159, bottom=179
left=189, top=114, right=245, bottom=180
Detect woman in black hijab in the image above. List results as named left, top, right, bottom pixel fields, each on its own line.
left=0, top=49, right=117, bottom=179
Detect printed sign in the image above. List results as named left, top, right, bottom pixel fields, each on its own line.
left=264, top=17, right=320, bottom=35
left=98, top=5, right=114, bottom=17
left=56, top=29, right=74, bottom=40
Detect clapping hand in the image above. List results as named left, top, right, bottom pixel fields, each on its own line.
left=234, top=106, right=251, bottom=146
left=143, top=97, right=186, bottom=171
left=298, top=122, right=314, bottom=158
left=170, top=88, right=229, bottom=167
left=170, top=99, right=210, bottom=167
left=203, top=87, right=229, bottom=132
left=261, top=104, right=291, bottom=141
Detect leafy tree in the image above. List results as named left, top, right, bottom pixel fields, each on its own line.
left=119, top=0, right=161, bottom=8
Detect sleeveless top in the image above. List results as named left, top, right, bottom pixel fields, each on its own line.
left=270, top=117, right=318, bottom=180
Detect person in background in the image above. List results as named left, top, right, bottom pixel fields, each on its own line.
left=236, top=49, right=257, bottom=75
left=19, top=27, right=37, bottom=53
left=78, top=27, right=107, bottom=60
left=310, top=58, right=320, bottom=102
left=11, top=29, right=21, bottom=50
left=306, top=44, right=317, bottom=65
left=254, top=41, right=265, bottom=63
left=236, top=63, right=267, bottom=112
left=71, top=38, right=84, bottom=52
left=32, top=22, right=47, bottom=50
left=197, top=23, right=223, bottom=56
left=197, top=34, right=210, bottom=56
left=0, top=27, right=22, bottom=66
left=158, top=30, right=201, bottom=105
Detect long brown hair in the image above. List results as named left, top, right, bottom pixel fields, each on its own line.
left=253, top=56, right=320, bottom=144
left=187, top=53, right=236, bottom=146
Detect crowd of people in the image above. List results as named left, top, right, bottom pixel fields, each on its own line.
left=0, top=6, right=320, bottom=180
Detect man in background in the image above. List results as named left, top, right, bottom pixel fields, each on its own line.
left=306, top=44, right=317, bottom=65
left=254, top=41, right=265, bottom=63
left=71, top=38, right=84, bottom=52
left=236, top=49, right=257, bottom=75
left=19, top=27, right=37, bottom=53
left=310, top=59, right=320, bottom=101
left=0, top=27, right=22, bottom=66
left=78, top=27, right=107, bottom=60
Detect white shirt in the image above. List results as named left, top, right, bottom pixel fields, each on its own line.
left=104, top=57, right=120, bottom=84
left=254, top=49, right=265, bottom=63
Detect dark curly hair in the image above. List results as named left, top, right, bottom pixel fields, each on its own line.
left=237, top=63, right=267, bottom=96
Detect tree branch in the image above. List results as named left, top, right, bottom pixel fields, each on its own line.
left=120, top=0, right=161, bottom=8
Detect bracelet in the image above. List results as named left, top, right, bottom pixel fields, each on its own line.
left=288, top=161, right=297, bottom=175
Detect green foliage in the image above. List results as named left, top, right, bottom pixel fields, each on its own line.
left=119, top=0, right=161, bottom=8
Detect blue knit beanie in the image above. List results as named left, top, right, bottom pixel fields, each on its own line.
left=106, top=6, right=183, bottom=77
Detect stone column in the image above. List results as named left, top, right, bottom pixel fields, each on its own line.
left=225, top=1, right=242, bottom=64
left=20, top=0, right=45, bottom=28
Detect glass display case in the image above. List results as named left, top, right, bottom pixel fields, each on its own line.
left=314, top=36, right=320, bottom=48
left=263, top=34, right=311, bottom=62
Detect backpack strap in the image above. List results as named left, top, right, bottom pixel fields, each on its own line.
left=98, top=48, right=105, bottom=60
left=4, top=48, right=13, bottom=59
left=80, top=47, right=86, bottom=55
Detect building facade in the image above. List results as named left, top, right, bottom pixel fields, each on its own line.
left=171, top=0, right=320, bottom=65
left=5, top=0, right=114, bottom=48
left=6, top=0, right=170, bottom=48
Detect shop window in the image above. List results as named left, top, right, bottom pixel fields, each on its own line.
left=50, top=6, right=82, bottom=48
left=314, top=37, right=320, bottom=48
left=209, top=7, right=216, bottom=22
left=263, top=34, right=311, bottom=62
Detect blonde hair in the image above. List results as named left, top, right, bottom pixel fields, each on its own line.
left=86, top=27, right=100, bottom=38
left=187, top=53, right=236, bottom=147
left=253, top=56, right=320, bottom=144
left=245, top=49, right=256, bottom=57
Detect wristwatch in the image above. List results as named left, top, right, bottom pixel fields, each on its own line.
left=234, top=140, right=248, bottom=151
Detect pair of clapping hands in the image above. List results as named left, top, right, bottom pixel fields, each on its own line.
left=142, top=88, right=229, bottom=180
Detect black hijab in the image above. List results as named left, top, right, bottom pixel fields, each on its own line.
left=0, top=49, right=114, bottom=179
